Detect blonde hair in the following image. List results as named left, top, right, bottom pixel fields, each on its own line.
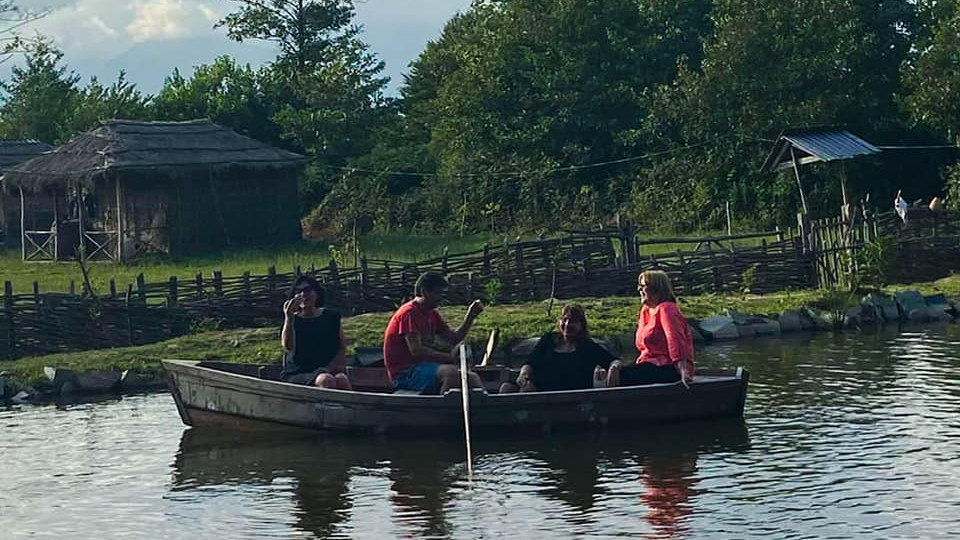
left=640, top=270, right=676, bottom=304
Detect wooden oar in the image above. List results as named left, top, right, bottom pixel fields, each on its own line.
left=458, top=343, right=474, bottom=476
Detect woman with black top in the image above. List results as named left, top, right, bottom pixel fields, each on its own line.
left=280, top=275, right=352, bottom=389
left=500, top=304, right=617, bottom=393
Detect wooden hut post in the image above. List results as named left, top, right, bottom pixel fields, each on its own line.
left=115, top=176, right=124, bottom=261
left=77, top=184, right=86, bottom=262
left=52, top=190, right=60, bottom=261
left=18, top=186, right=25, bottom=262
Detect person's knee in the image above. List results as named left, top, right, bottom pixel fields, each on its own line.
left=334, top=373, right=352, bottom=390
left=467, top=371, right=482, bottom=388
left=499, top=382, right=518, bottom=394
left=314, top=373, right=337, bottom=388
left=435, top=364, right=459, bottom=387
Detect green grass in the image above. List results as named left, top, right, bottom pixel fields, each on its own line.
left=0, top=232, right=512, bottom=295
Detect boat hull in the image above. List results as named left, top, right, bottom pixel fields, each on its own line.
left=163, top=360, right=749, bottom=435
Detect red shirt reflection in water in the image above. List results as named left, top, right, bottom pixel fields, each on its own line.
left=640, top=458, right=696, bottom=538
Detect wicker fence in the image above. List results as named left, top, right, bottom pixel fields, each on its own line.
left=0, top=231, right=818, bottom=360
left=802, top=208, right=960, bottom=289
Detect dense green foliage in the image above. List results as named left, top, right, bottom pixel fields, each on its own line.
left=2, top=0, right=960, bottom=234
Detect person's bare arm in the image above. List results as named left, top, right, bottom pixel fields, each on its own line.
left=404, top=333, right=455, bottom=363
left=439, top=300, right=485, bottom=345
left=280, top=298, right=298, bottom=351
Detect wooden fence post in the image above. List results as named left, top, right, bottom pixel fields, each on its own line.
left=69, top=280, right=75, bottom=295
left=267, top=266, right=277, bottom=301
left=482, top=244, right=491, bottom=275
left=514, top=241, right=524, bottom=269
left=241, top=271, right=251, bottom=301
left=442, top=247, right=449, bottom=275
left=168, top=276, right=178, bottom=308
left=125, top=284, right=134, bottom=346
left=3, top=281, right=14, bottom=359
left=109, top=279, right=116, bottom=298
left=213, top=271, right=223, bottom=296
left=195, top=272, right=204, bottom=297
left=136, top=273, right=145, bottom=302
left=32, top=281, right=39, bottom=302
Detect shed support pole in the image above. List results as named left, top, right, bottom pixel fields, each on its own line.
left=790, top=147, right=809, bottom=215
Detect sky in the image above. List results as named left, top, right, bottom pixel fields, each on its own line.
left=10, top=0, right=473, bottom=95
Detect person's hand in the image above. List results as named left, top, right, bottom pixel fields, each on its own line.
left=516, top=366, right=533, bottom=390
left=466, top=299, right=484, bottom=320
left=678, top=361, right=694, bottom=389
left=283, top=297, right=300, bottom=317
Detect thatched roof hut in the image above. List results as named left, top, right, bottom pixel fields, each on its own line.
left=3, top=120, right=306, bottom=260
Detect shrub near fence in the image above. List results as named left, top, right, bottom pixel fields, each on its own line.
left=0, top=232, right=817, bottom=360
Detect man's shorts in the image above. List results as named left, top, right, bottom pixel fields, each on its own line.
left=394, top=362, right=440, bottom=394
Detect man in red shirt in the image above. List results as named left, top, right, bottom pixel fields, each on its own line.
left=383, top=272, right=485, bottom=393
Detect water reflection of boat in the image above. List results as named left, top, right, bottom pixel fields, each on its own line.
left=172, top=420, right=748, bottom=539
left=172, top=428, right=466, bottom=538
left=162, top=360, right=749, bottom=435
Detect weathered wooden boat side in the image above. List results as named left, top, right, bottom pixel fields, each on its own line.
left=162, top=359, right=749, bottom=435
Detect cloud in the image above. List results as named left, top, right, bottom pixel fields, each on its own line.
left=126, top=0, right=222, bottom=43
left=17, top=0, right=225, bottom=58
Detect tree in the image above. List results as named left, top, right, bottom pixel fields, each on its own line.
left=645, top=0, right=919, bottom=229
left=152, top=56, right=277, bottom=143
left=218, top=0, right=389, bottom=213
left=394, top=0, right=713, bottom=231
left=0, top=35, right=79, bottom=143
left=903, top=1, right=960, bottom=204
left=71, top=72, right=151, bottom=134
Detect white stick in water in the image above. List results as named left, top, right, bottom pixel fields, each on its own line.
left=459, top=342, right=473, bottom=476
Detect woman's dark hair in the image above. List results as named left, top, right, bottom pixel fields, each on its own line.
left=288, top=275, right=325, bottom=307
left=414, top=271, right=449, bottom=297
left=557, top=304, right=590, bottom=342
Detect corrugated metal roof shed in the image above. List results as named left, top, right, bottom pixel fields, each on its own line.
left=760, top=128, right=881, bottom=173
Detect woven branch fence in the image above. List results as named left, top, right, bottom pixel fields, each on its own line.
left=0, top=231, right=818, bottom=360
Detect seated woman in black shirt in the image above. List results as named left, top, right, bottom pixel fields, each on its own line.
left=280, top=275, right=352, bottom=389
left=501, top=304, right=617, bottom=393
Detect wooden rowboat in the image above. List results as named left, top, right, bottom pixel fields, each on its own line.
left=162, top=359, right=749, bottom=435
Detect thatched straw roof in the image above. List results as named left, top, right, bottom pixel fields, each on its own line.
left=2, top=120, right=305, bottom=192
left=0, top=140, right=53, bottom=172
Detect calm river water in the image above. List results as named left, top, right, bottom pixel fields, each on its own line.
left=2, top=325, right=959, bottom=539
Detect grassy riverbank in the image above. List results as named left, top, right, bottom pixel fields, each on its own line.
left=8, top=274, right=960, bottom=391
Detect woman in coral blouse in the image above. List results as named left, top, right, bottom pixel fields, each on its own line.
left=607, top=270, right=694, bottom=387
